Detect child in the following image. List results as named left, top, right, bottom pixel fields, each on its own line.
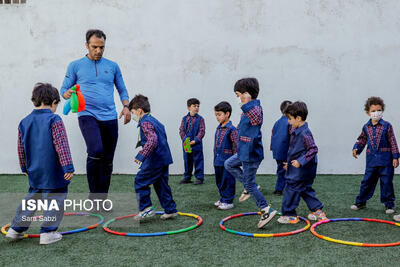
left=6, top=83, right=74, bottom=245
left=179, top=98, right=206, bottom=185
left=225, top=78, right=277, bottom=228
left=130, top=94, right=178, bottom=220
left=270, top=100, right=292, bottom=196
left=213, top=101, right=238, bottom=210
left=278, top=101, right=327, bottom=224
left=352, top=96, right=399, bottom=215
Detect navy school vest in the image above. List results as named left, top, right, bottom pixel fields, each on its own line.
left=183, top=113, right=203, bottom=151
left=363, top=120, right=394, bottom=167
left=214, top=121, right=237, bottom=166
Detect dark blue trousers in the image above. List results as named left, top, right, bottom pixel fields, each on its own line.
left=214, top=166, right=236, bottom=204
left=79, top=116, right=118, bottom=198
left=183, top=145, right=204, bottom=181
left=11, top=187, right=68, bottom=233
left=282, top=179, right=323, bottom=216
left=355, top=165, right=395, bottom=209
left=134, top=165, right=177, bottom=214
left=275, top=160, right=286, bottom=191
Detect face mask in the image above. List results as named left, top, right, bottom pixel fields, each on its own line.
left=370, top=111, right=383, bottom=121
left=132, top=112, right=141, bottom=122
left=237, top=97, right=243, bottom=108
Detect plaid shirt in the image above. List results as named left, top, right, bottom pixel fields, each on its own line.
left=138, top=122, right=158, bottom=158
left=18, top=120, right=73, bottom=172
left=179, top=114, right=205, bottom=142
left=215, top=125, right=238, bottom=154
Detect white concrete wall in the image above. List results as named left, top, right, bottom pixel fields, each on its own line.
left=1, top=0, right=400, bottom=174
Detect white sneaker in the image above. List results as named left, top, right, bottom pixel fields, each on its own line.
left=258, top=206, right=277, bottom=228
left=394, top=214, right=400, bottom=222
left=386, top=208, right=395, bottom=214
left=160, top=212, right=178, bottom=220
left=5, top=228, right=24, bottom=240
left=134, top=206, right=155, bottom=221
left=40, top=231, right=62, bottom=245
left=239, top=185, right=261, bottom=202
left=214, top=200, right=221, bottom=207
left=218, top=203, right=234, bottom=210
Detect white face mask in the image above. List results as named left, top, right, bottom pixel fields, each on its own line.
left=132, top=112, right=141, bottom=122
left=237, top=97, right=243, bottom=107
left=370, top=111, right=383, bottom=121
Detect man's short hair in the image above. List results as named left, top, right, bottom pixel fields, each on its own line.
left=214, top=101, right=232, bottom=118
left=285, top=101, right=308, bottom=121
left=364, top=96, right=385, bottom=112
left=31, top=83, right=60, bottom=107
left=187, top=98, right=200, bottom=107
left=233, top=78, right=259, bottom=99
left=128, top=94, right=151, bottom=113
left=86, top=29, right=106, bottom=43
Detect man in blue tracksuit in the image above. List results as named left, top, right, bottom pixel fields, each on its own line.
left=60, top=29, right=130, bottom=201
left=129, top=94, right=178, bottom=220
left=270, top=100, right=292, bottom=196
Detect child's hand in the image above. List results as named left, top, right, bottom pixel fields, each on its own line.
left=291, top=160, right=300, bottom=168
left=190, top=140, right=196, bottom=145
left=64, top=173, right=74, bottom=181
left=394, top=159, right=399, bottom=168
left=23, top=172, right=28, bottom=176
left=352, top=149, right=358, bottom=159
left=134, top=159, right=142, bottom=165
left=283, top=162, right=288, bottom=170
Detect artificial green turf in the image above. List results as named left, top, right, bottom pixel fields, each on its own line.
left=1, top=174, right=400, bottom=267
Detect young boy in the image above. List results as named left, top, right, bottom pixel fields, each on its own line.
left=352, top=96, right=399, bottom=215
left=278, top=101, right=327, bottom=224
left=6, top=83, right=74, bottom=245
left=225, top=78, right=277, bottom=228
left=130, top=94, right=178, bottom=220
left=179, top=98, right=206, bottom=185
left=213, top=101, right=238, bottom=210
left=270, top=100, right=292, bottom=196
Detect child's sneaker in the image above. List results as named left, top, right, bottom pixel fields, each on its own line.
left=386, top=208, right=395, bottom=214
left=40, top=231, right=62, bottom=245
left=214, top=200, right=221, bottom=207
left=5, top=228, right=24, bottom=240
left=239, top=185, right=261, bottom=202
left=308, top=209, right=328, bottom=221
left=277, top=216, right=299, bottom=224
left=160, top=212, right=178, bottom=220
left=258, top=206, right=277, bottom=228
left=179, top=179, right=192, bottom=184
left=218, top=203, right=234, bottom=210
left=350, top=203, right=366, bottom=210
left=394, top=214, right=400, bottom=222
left=133, top=206, right=155, bottom=221
left=273, top=190, right=283, bottom=196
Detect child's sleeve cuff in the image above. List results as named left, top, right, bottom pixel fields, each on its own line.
left=62, top=164, right=75, bottom=174
left=135, top=153, right=146, bottom=162
left=21, top=166, right=27, bottom=173
left=194, top=137, right=201, bottom=143
left=393, top=153, right=400, bottom=160
left=297, top=157, right=307, bottom=166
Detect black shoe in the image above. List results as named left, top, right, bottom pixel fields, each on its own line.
left=273, top=190, right=283, bottom=196
left=350, top=203, right=366, bottom=210
left=194, top=179, right=204, bottom=185
left=179, top=179, right=193, bottom=184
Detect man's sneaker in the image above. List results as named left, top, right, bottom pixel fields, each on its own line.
left=277, top=216, right=299, bottom=224
left=350, top=203, right=366, bottom=210
left=258, top=206, right=277, bottom=228
left=40, top=231, right=62, bottom=245
left=214, top=200, right=221, bottom=207
left=273, top=190, right=283, bottom=196
left=160, top=212, right=178, bottom=220
left=5, top=228, right=24, bottom=240
left=239, top=185, right=261, bottom=202
left=218, top=203, right=234, bottom=210
left=194, top=179, right=203, bottom=185
left=386, top=208, right=395, bottom=214
left=179, top=179, right=192, bottom=184
left=394, top=214, right=400, bottom=222
left=308, top=209, right=328, bottom=221
left=133, top=206, right=155, bottom=221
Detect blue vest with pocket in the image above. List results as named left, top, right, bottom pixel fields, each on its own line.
left=139, top=114, right=173, bottom=170
left=214, top=121, right=237, bottom=166
left=183, top=113, right=203, bottom=152
left=271, top=115, right=290, bottom=161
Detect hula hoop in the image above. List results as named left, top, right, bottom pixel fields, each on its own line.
left=310, top=218, right=400, bottom=247
left=1, top=212, right=104, bottom=238
left=219, top=212, right=310, bottom=237
left=103, top=211, right=203, bottom=237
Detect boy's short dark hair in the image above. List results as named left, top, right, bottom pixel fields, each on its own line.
left=187, top=98, right=200, bottom=107
left=86, top=29, right=106, bottom=43
left=233, top=78, right=259, bottom=99
left=280, top=100, right=292, bottom=113
left=214, top=101, right=232, bottom=118
left=285, top=101, right=308, bottom=121
left=364, top=96, right=385, bottom=112
left=128, top=94, right=151, bottom=113
left=31, top=83, right=60, bottom=107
